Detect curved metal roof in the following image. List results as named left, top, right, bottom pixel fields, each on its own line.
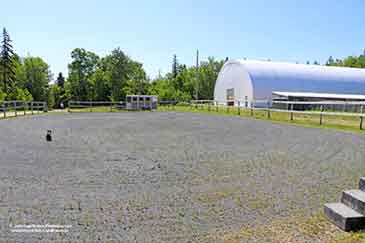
left=216, top=59, right=365, bottom=100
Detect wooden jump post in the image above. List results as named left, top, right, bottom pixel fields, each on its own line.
left=320, top=105, right=324, bottom=125
left=360, top=105, right=364, bottom=130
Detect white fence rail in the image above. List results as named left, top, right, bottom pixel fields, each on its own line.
left=0, top=100, right=47, bottom=118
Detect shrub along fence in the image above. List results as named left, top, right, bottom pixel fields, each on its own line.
left=0, top=100, right=47, bottom=119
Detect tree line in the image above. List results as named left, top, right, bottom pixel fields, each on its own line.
left=2, top=27, right=365, bottom=108
left=0, top=28, right=50, bottom=102
left=0, top=28, right=224, bottom=107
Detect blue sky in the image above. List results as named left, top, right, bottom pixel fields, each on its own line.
left=2, top=0, right=365, bottom=79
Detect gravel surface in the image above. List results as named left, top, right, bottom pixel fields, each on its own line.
left=0, top=112, right=365, bottom=242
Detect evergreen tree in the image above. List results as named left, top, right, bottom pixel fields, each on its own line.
left=326, top=56, right=335, bottom=66
left=0, top=28, right=15, bottom=94
left=172, top=54, right=179, bottom=78
left=56, top=72, right=65, bottom=90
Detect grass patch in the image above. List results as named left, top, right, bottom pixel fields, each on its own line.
left=68, top=106, right=120, bottom=113
left=158, top=105, right=365, bottom=134
left=197, top=212, right=344, bottom=243
left=197, top=187, right=239, bottom=204
left=68, top=106, right=154, bottom=113
left=246, top=197, right=271, bottom=210
left=332, top=231, right=365, bottom=243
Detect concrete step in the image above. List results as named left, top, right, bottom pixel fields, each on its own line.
left=342, top=189, right=365, bottom=215
left=324, top=202, right=365, bottom=231
left=359, top=177, right=365, bottom=191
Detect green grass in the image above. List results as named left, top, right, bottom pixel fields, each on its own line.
left=68, top=106, right=151, bottom=113
left=158, top=104, right=365, bottom=134
left=332, top=231, right=365, bottom=242
left=68, top=106, right=117, bottom=113
left=196, top=212, right=346, bottom=242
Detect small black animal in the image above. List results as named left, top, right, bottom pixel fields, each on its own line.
left=46, top=130, right=52, bottom=142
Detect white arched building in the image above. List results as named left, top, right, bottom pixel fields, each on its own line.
left=214, top=59, right=365, bottom=106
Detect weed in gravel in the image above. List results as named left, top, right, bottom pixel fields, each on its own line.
left=246, top=197, right=271, bottom=210
left=197, top=189, right=237, bottom=204
left=332, top=231, right=365, bottom=243
left=197, top=212, right=343, bottom=242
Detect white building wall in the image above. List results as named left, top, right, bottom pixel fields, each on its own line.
left=214, top=59, right=365, bottom=105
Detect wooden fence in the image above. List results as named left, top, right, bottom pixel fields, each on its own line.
left=67, top=99, right=365, bottom=130
left=160, top=99, right=365, bottom=130
left=0, top=100, right=47, bottom=118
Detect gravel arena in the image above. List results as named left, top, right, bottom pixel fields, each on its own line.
left=1, top=111, right=365, bottom=242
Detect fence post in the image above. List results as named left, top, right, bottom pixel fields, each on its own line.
left=290, top=103, right=294, bottom=121
left=320, top=105, right=324, bottom=125
left=23, top=101, right=26, bottom=115
left=267, top=101, right=271, bottom=119
left=31, top=102, right=34, bottom=114
left=208, top=101, right=211, bottom=112
left=2, top=102, right=5, bottom=118
left=237, top=101, right=240, bottom=115
left=14, top=101, right=17, bottom=117
left=251, top=101, right=254, bottom=116
left=110, top=102, right=113, bottom=112
left=245, top=96, right=248, bottom=109
left=216, top=102, right=218, bottom=112
left=90, top=101, right=92, bottom=112
left=360, top=105, right=364, bottom=130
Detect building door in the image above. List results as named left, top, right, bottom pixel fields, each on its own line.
left=226, top=88, right=234, bottom=106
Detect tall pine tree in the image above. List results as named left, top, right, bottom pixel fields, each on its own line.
left=172, top=54, right=179, bottom=78
left=0, top=28, right=15, bottom=94
left=326, top=56, right=335, bottom=66
left=56, top=72, right=65, bottom=90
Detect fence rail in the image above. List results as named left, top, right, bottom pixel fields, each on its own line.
left=68, top=101, right=127, bottom=112
left=67, top=99, right=365, bottom=130
left=159, top=99, right=365, bottom=130
left=0, top=100, right=47, bottom=118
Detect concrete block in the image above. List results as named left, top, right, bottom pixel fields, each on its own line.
left=324, top=202, right=365, bottom=231
left=342, top=189, right=365, bottom=215
left=359, top=177, right=365, bottom=191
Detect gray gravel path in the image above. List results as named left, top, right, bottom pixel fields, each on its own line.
left=0, top=112, right=365, bottom=242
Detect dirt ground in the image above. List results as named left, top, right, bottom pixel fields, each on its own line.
left=1, top=112, right=365, bottom=242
